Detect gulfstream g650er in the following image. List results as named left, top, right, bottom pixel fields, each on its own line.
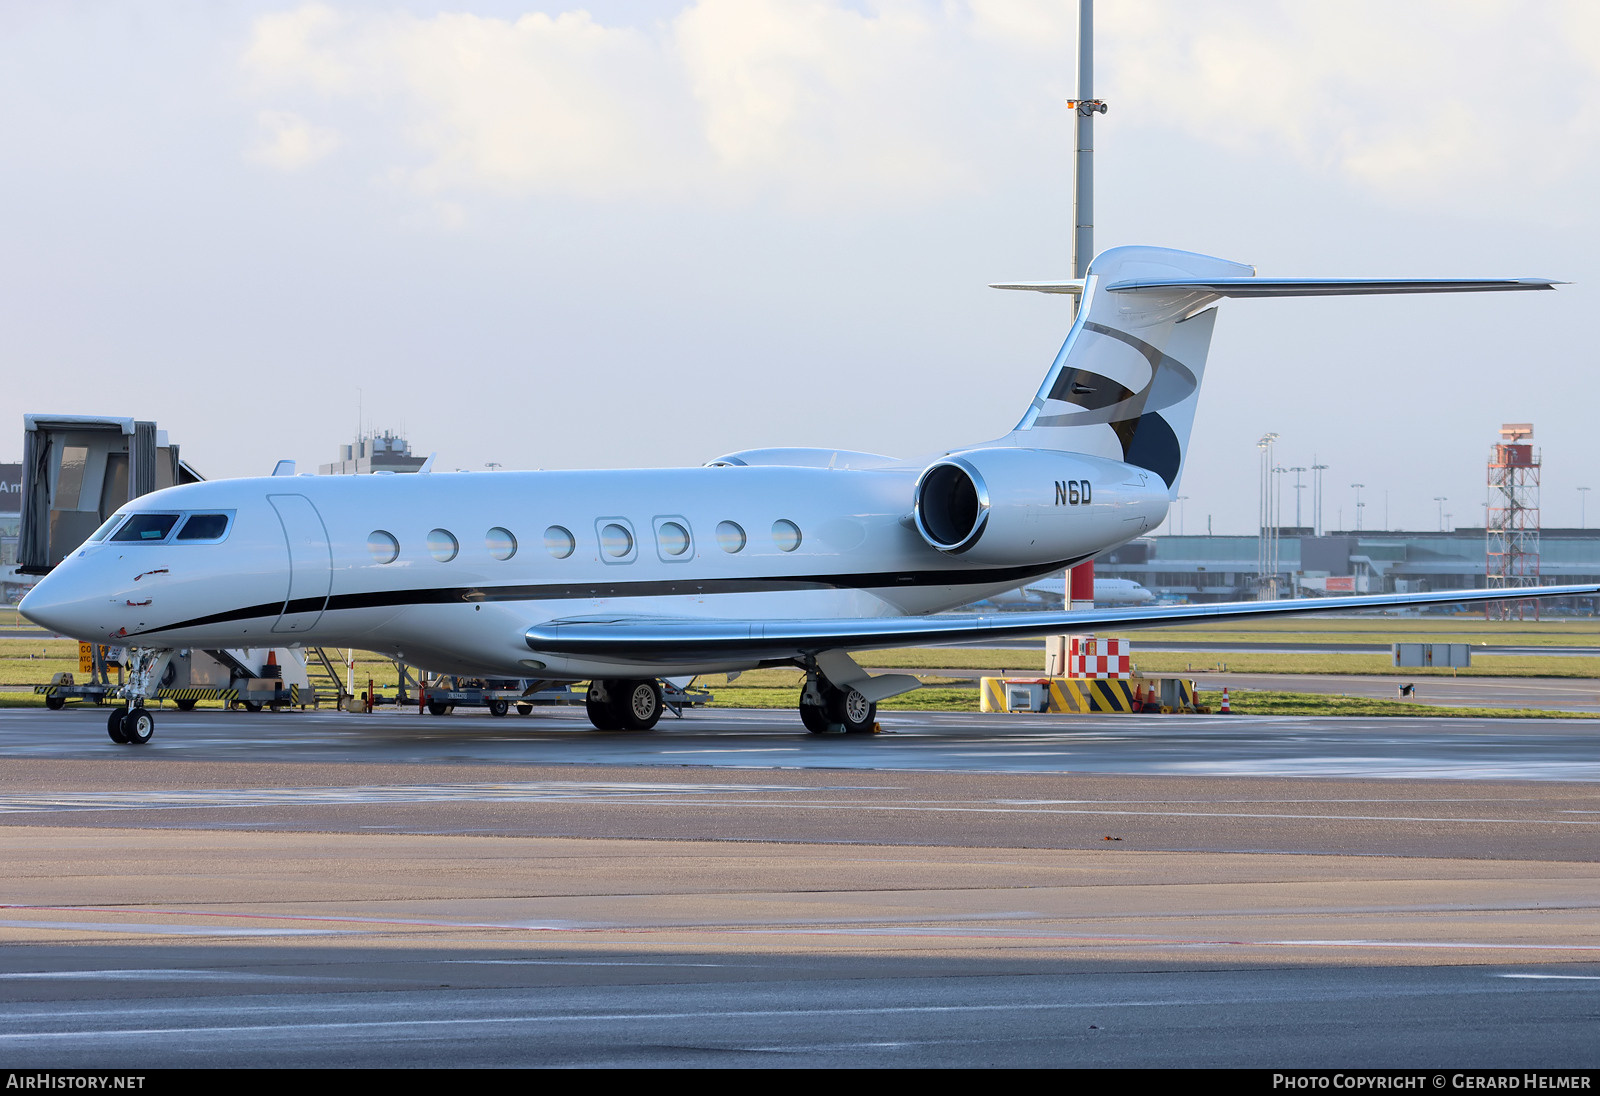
left=21, top=245, right=1589, bottom=743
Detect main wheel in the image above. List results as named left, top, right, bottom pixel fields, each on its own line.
left=487, top=699, right=510, bottom=717
left=585, top=682, right=621, bottom=730
left=828, top=684, right=877, bottom=735
left=427, top=700, right=450, bottom=716
left=618, top=679, right=663, bottom=731
left=45, top=694, right=65, bottom=711
left=107, top=707, right=129, bottom=744
left=243, top=700, right=264, bottom=713
left=175, top=698, right=197, bottom=712
left=516, top=703, right=533, bottom=716
left=799, top=696, right=833, bottom=734
left=121, top=708, right=154, bottom=745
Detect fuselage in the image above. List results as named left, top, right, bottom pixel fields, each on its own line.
left=21, top=457, right=1170, bottom=678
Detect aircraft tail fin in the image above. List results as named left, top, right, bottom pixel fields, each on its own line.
left=995, top=245, right=1557, bottom=498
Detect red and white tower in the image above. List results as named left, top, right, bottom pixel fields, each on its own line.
left=1485, top=423, right=1541, bottom=620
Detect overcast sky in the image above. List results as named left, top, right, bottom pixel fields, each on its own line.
left=3, top=1, right=1597, bottom=535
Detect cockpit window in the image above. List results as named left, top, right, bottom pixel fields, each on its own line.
left=176, top=513, right=230, bottom=541
left=87, top=515, right=126, bottom=543
left=110, top=513, right=181, bottom=543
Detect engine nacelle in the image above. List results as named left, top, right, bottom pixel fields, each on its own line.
left=912, top=448, right=1169, bottom=565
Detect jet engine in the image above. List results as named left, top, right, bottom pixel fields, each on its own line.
left=911, top=448, right=1168, bottom=566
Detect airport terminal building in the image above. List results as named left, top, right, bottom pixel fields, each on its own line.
left=1095, top=529, right=1600, bottom=609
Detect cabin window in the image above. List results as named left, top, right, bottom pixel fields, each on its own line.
left=716, top=521, right=746, bottom=553
left=545, top=526, right=575, bottom=559
left=427, top=528, right=459, bottom=562
left=486, top=527, right=517, bottom=560
left=176, top=513, right=229, bottom=541
left=368, top=530, right=399, bottom=564
left=599, top=522, right=634, bottom=560
left=654, top=518, right=691, bottom=559
left=772, top=519, right=802, bottom=552
left=110, top=513, right=180, bottom=543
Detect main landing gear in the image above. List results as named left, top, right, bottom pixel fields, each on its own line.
left=584, top=679, right=664, bottom=731
left=798, top=667, right=876, bottom=735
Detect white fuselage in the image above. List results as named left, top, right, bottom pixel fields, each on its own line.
left=22, top=456, right=1170, bottom=679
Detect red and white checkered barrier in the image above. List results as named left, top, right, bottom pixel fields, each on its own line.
left=1067, top=637, right=1132, bottom=679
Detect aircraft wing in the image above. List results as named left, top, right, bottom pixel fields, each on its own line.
left=526, top=583, right=1600, bottom=663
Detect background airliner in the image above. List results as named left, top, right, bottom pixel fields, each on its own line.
left=20, top=245, right=1589, bottom=744
left=976, top=576, right=1156, bottom=611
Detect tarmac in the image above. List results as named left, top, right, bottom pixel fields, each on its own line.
left=1, top=704, right=1599, bottom=1067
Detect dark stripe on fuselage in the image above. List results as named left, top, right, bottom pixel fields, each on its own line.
left=125, top=555, right=1093, bottom=638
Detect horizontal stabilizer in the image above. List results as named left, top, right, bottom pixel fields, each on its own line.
left=1106, top=277, right=1559, bottom=297
left=527, top=584, right=1600, bottom=662
left=989, top=280, right=1085, bottom=296
left=992, top=277, right=1558, bottom=297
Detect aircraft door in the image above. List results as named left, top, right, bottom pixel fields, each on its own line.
left=269, top=493, right=332, bottom=634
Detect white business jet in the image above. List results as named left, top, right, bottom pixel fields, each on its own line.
left=20, top=245, right=1589, bottom=744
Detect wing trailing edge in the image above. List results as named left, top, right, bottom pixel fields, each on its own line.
left=526, top=584, right=1600, bottom=662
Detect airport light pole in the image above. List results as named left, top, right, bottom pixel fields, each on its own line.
left=1312, top=458, right=1329, bottom=536
left=1258, top=433, right=1280, bottom=599
left=1061, top=0, right=1104, bottom=616
left=1176, top=495, right=1189, bottom=535
left=1434, top=496, right=1448, bottom=532
left=1289, top=467, right=1306, bottom=529
left=1580, top=486, right=1591, bottom=529
left=1351, top=483, right=1365, bottom=532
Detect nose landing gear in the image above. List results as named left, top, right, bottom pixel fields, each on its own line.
left=104, top=647, right=173, bottom=746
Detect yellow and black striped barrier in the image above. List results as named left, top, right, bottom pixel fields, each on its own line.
left=156, top=688, right=239, bottom=703
left=980, top=677, right=1200, bottom=714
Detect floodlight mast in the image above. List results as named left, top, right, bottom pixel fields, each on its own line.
left=1066, top=0, right=1106, bottom=286
left=1060, top=0, right=1105, bottom=613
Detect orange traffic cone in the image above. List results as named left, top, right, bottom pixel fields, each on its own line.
left=1219, top=686, right=1231, bottom=714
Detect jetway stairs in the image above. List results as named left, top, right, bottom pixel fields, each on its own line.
left=304, top=648, right=351, bottom=708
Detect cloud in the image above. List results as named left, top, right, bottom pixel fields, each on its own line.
left=1086, top=1, right=1600, bottom=215
left=246, top=109, right=341, bottom=170
left=236, top=1, right=1600, bottom=219
left=239, top=1, right=992, bottom=207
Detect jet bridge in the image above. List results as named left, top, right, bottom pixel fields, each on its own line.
left=17, top=414, right=201, bottom=575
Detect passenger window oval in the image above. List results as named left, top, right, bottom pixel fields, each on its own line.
left=600, top=522, right=634, bottom=559
left=716, top=521, right=746, bottom=554
left=772, top=519, right=802, bottom=552
left=427, top=528, right=459, bottom=562
left=486, top=527, right=517, bottom=560
left=545, top=525, right=575, bottom=559
left=657, top=521, right=690, bottom=557
left=368, top=530, right=399, bottom=564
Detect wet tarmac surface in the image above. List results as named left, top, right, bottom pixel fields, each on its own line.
left=3, top=705, right=1599, bottom=1068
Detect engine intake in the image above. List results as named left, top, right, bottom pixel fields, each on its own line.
left=913, top=457, right=989, bottom=553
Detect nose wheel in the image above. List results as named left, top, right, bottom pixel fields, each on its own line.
left=106, top=706, right=154, bottom=745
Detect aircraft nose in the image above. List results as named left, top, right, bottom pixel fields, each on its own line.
left=18, top=567, right=101, bottom=639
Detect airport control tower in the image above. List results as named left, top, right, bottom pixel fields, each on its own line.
left=318, top=431, right=426, bottom=475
